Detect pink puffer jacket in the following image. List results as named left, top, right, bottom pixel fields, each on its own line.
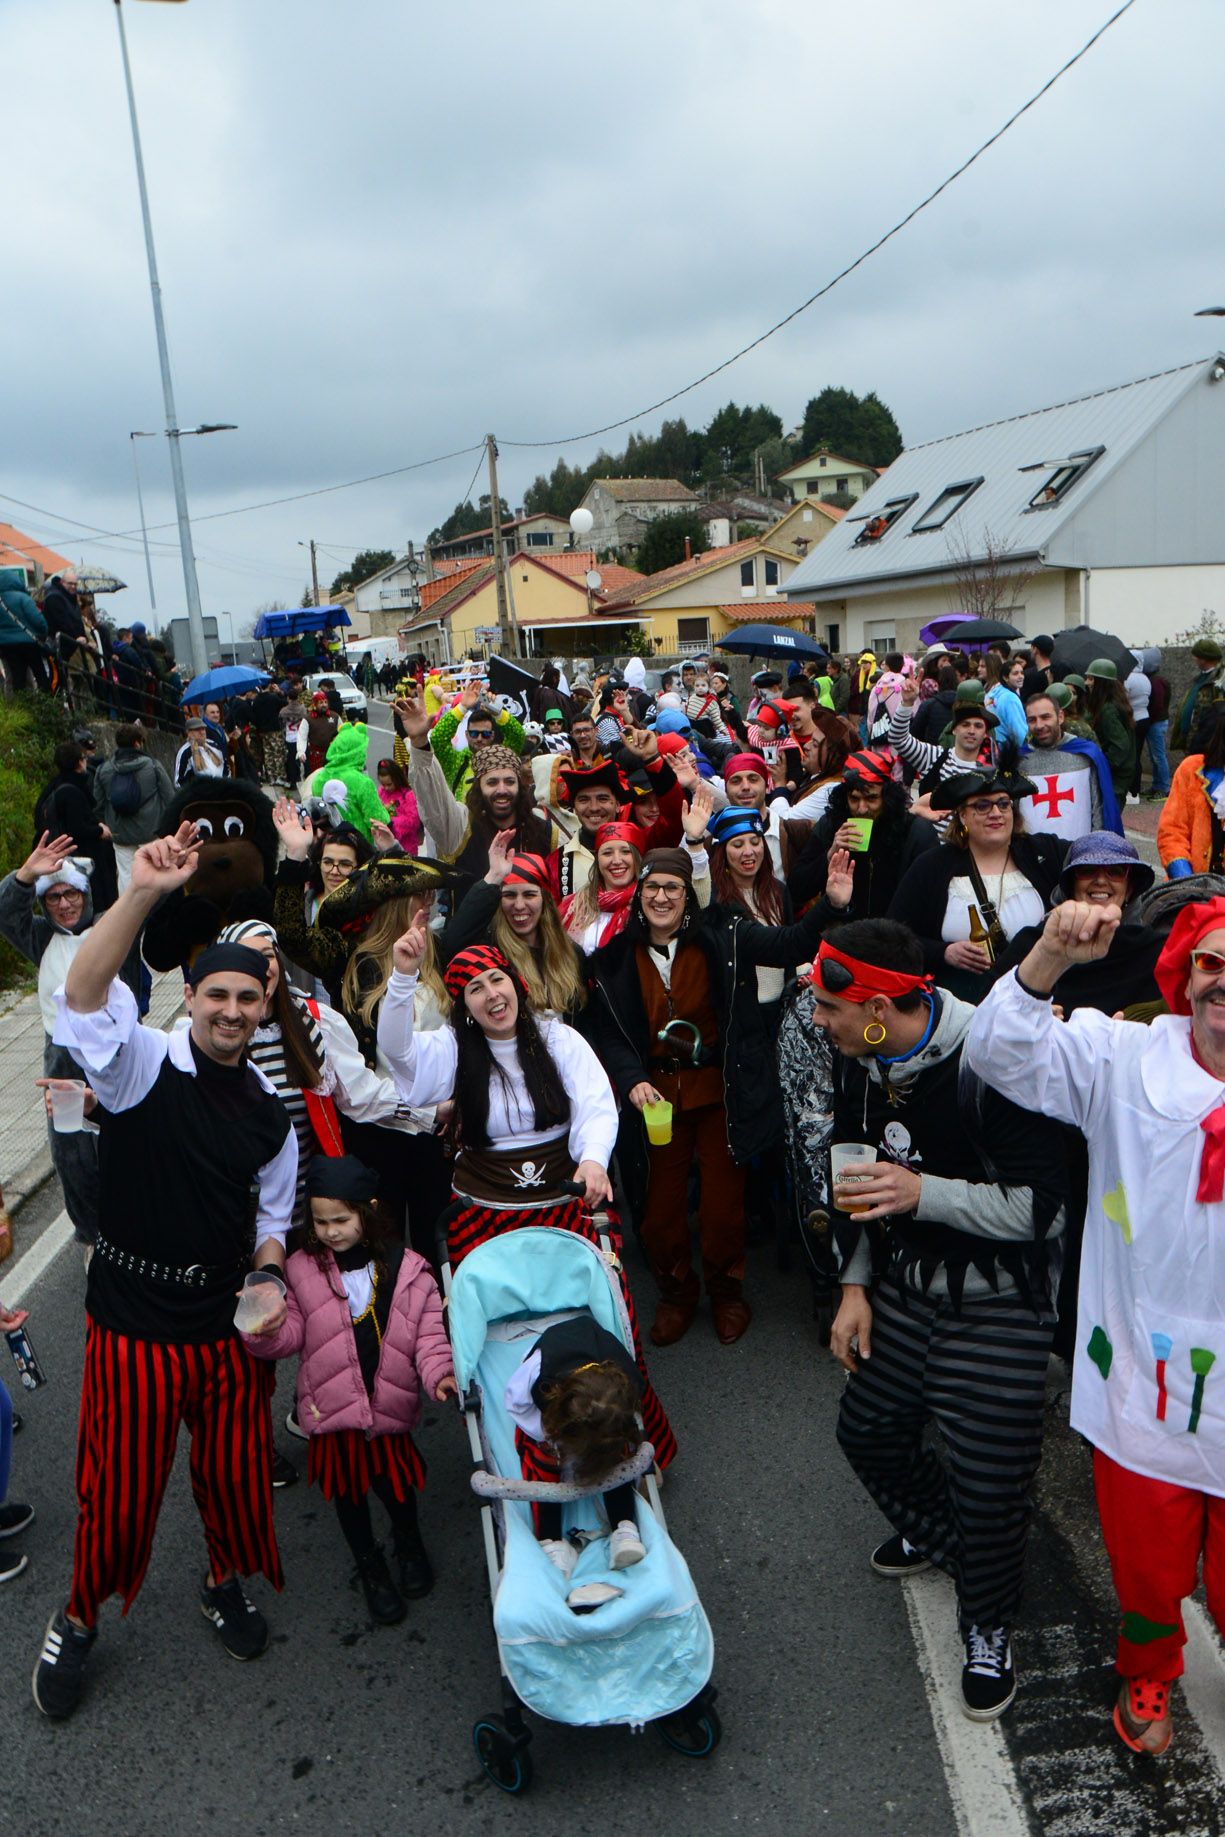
left=243, top=1248, right=453, bottom=1438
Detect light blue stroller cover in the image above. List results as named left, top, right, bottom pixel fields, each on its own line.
left=449, top=1227, right=714, bottom=1727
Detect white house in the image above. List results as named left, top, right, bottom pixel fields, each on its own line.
left=578, top=478, right=701, bottom=556
left=783, top=355, right=1225, bottom=654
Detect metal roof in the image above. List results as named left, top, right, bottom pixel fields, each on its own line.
left=783, top=356, right=1218, bottom=600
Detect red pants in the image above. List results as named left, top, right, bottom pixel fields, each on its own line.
left=640, top=1100, right=747, bottom=1305
left=68, top=1321, right=282, bottom=1627
left=1094, top=1449, right=1225, bottom=1680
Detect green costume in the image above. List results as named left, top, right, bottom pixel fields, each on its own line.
left=308, top=724, right=384, bottom=841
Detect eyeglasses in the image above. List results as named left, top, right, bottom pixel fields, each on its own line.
left=964, top=796, right=1013, bottom=815
left=1190, top=949, right=1225, bottom=976
left=43, top=889, right=83, bottom=905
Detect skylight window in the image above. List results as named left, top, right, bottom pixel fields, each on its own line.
left=851, top=495, right=918, bottom=545
left=1020, top=446, right=1104, bottom=511
left=911, top=478, right=983, bottom=532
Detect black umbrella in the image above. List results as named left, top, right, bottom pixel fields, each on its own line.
left=1050, top=625, right=1136, bottom=679
left=941, top=617, right=1024, bottom=644
left=716, top=623, right=828, bottom=662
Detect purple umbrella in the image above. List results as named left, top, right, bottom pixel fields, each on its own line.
left=919, top=613, right=974, bottom=647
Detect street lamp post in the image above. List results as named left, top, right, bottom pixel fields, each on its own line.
left=113, top=0, right=213, bottom=678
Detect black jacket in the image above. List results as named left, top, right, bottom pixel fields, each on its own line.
left=887, top=831, right=1068, bottom=997
left=909, top=688, right=956, bottom=746
left=41, top=581, right=86, bottom=644
left=787, top=785, right=940, bottom=922
left=993, top=912, right=1161, bottom=1016
left=586, top=899, right=826, bottom=1164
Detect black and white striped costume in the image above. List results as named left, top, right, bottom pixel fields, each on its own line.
left=888, top=707, right=987, bottom=833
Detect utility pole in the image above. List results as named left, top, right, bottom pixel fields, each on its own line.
left=485, top=433, right=518, bottom=656
left=309, top=539, right=321, bottom=608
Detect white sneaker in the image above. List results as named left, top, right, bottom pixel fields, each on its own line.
left=1125, top=794, right=1140, bottom=805
left=609, top=1520, right=646, bottom=1569
left=540, top=1538, right=578, bottom=1581
left=567, top=1580, right=623, bottom=1612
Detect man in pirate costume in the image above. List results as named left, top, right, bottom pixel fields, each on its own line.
left=32, top=826, right=298, bottom=1721
left=967, top=894, right=1225, bottom=1756
left=551, top=734, right=685, bottom=900
left=815, top=919, right=1069, bottom=1723
left=377, top=919, right=677, bottom=1469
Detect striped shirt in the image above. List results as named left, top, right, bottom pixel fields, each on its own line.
left=248, top=1004, right=326, bottom=1221
left=888, top=708, right=987, bottom=834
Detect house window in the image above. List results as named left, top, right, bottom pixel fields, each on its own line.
left=819, top=456, right=828, bottom=467
left=1021, top=446, right=1105, bottom=511
left=739, top=558, right=755, bottom=592
left=911, top=477, right=985, bottom=532
left=764, top=558, right=780, bottom=590
left=676, top=616, right=710, bottom=655
left=525, top=531, right=554, bottom=547
left=826, top=623, right=841, bottom=654
left=850, top=495, right=918, bottom=546
left=802, top=507, right=813, bottom=522
left=806, top=480, right=822, bottom=495
left=835, top=477, right=848, bottom=493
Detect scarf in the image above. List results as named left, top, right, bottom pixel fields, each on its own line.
left=558, top=881, right=636, bottom=941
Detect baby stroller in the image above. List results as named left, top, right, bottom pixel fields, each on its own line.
left=445, top=1216, right=719, bottom=1794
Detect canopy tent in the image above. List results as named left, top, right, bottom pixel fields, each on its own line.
left=252, top=605, right=351, bottom=639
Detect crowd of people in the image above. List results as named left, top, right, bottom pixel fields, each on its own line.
left=4, top=630, right=1225, bottom=1768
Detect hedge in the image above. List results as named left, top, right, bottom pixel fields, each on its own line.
left=0, top=693, right=74, bottom=988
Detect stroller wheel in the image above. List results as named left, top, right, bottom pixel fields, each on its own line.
left=473, top=1717, right=534, bottom=1794
left=657, top=1699, right=722, bottom=1759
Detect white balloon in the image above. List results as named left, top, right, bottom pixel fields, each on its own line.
left=569, top=507, right=594, bottom=536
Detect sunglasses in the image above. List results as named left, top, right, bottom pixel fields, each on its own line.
left=1190, top=949, right=1225, bottom=976
left=964, top=796, right=1013, bottom=815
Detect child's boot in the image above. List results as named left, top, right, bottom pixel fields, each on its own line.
left=393, top=1497, right=435, bottom=1599
left=354, top=1546, right=406, bottom=1625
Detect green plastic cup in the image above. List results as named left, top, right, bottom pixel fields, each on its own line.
left=846, top=818, right=874, bottom=853
left=643, top=1100, right=673, bottom=1146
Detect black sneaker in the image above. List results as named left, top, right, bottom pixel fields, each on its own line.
left=961, top=1625, right=1016, bottom=1721
left=353, top=1546, right=406, bottom=1625
left=0, top=1547, right=28, bottom=1583
left=271, top=1451, right=298, bottom=1489
left=0, top=1500, right=34, bottom=1539
left=870, top=1533, right=932, bottom=1577
left=32, top=1609, right=97, bottom=1719
left=200, top=1576, right=269, bottom=1660
left=284, top=1408, right=308, bottom=1443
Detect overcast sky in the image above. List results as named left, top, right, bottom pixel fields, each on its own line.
left=5, top=0, right=1220, bottom=633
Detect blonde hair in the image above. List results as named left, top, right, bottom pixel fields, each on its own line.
left=565, top=843, right=641, bottom=935
left=341, top=894, right=450, bottom=1030
left=491, top=895, right=586, bottom=1015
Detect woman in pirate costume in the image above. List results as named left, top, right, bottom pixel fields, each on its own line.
left=377, top=914, right=677, bottom=1468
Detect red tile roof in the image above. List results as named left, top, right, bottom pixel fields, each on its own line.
left=419, top=559, right=486, bottom=610
left=0, top=522, right=73, bottom=578
left=717, top=601, right=815, bottom=624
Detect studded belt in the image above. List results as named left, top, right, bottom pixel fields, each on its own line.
left=93, top=1235, right=249, bottom=1289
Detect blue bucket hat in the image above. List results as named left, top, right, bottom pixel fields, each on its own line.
left=1057, top=831, right=1155, bottom=900
left=651, top=707, right=693, bottom=737
left=709, top=806, right=767, bottom=847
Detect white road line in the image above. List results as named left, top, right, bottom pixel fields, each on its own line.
left=4, top=1209, right=74, bottom=1307
left=1182, top=1600, right=1225, bottom=1778
left=901, top=1570, right=1030, bottom=1837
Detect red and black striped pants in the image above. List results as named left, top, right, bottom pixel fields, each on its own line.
left=68, top=1320, right=283, bottom=1627
left=448, top=1195, right=678, bottom=1470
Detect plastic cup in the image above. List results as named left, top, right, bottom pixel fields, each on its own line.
left=846, top=818, right=874, bottom=853
left=233, top=1270, right=286, bottom=1334
left=49, top=1081, right=87, bottom=1135
left=643, top=1100, right=673, bottom=1147
left=830, top=1142, right=876, bottom=1214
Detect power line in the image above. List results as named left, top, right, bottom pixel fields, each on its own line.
left=501, top=0, right=1140, bottom=450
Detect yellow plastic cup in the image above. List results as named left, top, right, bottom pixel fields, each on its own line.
left=846, top=818, right=874, bottom=853
left=643, top=1100, right=673, bottom=1146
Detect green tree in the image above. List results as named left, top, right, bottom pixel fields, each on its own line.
left=799, top=386, right=902, bottom=468
left=329, top=548, right=396, bottom=595
left=700, top=402, right=784, bottom=480
left=753, top=434, right=796, bottom=492
left=427, top=494, right=511, bottom=547
left=633, top=510, right=709, bottom=575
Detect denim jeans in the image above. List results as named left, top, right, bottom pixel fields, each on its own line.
left=1146, top=719, right=1171, bottom=794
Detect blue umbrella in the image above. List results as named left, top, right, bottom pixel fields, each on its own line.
left=716, top=623, right=828, bottom=662
left=181, top=664, right=270, bottom=704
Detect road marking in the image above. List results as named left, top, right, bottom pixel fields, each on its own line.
left=1182, top=1600, right=1225, bottom=1778
left=901, top=1569, right=1031, bottom=1837
left=4, top=1208, right=74, bottom=1307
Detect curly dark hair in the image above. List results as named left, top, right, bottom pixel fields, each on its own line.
left=539, top=1360, right=642, bottom=1485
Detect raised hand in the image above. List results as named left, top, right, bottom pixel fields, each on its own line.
left=129, top=824, right=200, bottom=896
left=900, top=675, right=920, bottom=708
left=369, top=819, right=397, bottom=853
left=485, top=828, right=517, bottom=885
left=621, top=725, right=658, bottom=762
left=272, top=795, right=313, bottom=861
left=394, top=691, right=430, bottom=744
left=1040, top=899, right=1122, bottom=964
left=391, top=906, right=430, bottom=975
left=459, top=682, right=482, bottom=712
left=825, top=847, right=855, bottom=910
left=681, top=779, right=714, bottom=844
left=669, top=749, right=698, bottom=790
left=19, top=831, right=76, bottom=885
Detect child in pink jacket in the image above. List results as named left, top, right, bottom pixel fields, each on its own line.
left=376, top=757, right=424, bottom=853
left=244, top=1155, right=455, bottom=1626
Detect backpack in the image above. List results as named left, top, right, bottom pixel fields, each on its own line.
left=107, top=762, right=150, bottom=816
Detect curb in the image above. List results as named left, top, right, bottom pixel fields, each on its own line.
left=5, top=1145, right=54, bottom=1221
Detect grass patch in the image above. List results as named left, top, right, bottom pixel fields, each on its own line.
left=0, top=693, right=74, bottom=988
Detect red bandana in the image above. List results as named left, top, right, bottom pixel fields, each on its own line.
left=594, top=821, right=646, bottom=855
left=444, top=944, right=517, bottom=999
left=504, top=853, right=553, bottom=895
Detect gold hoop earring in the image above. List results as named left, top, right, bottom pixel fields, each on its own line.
left=863, top=1021, right=887, bottom=1047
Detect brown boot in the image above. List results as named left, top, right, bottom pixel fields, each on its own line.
left=712, top=1296, right=752, bottom=1345
left=650, top=1300, right=696, bottom=1347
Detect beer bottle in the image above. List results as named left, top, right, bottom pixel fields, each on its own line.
left=967, top=905, right=995, bottom=963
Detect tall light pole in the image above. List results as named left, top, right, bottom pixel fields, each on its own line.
left=130, top=422, right=236, bottom=629
left=113, top=0, right=211, bottom=677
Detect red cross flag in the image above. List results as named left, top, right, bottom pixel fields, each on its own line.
left=1019, top=771, right=1093, bottom=840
